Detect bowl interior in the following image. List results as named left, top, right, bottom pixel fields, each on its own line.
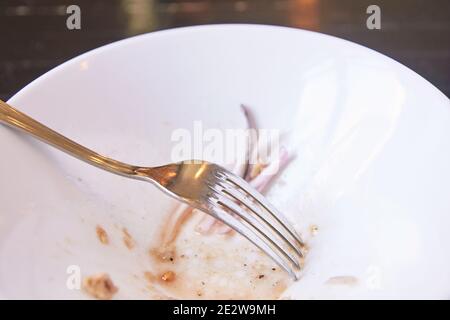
left=1, top=25, right=450, bottom=299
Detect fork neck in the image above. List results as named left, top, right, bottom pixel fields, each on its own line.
left=0, top=99, right=145, bottom=180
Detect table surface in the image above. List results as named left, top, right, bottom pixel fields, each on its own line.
left=1, top=0, right=449, bottom=101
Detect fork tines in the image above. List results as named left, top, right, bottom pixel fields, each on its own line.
left=207, top=169, right=305, bottom=280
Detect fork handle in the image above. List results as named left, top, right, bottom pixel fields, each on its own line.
left=0, top=99, right=141, bottom=179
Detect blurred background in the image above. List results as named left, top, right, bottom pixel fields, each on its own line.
left=0, top=0, right=449, bottom=101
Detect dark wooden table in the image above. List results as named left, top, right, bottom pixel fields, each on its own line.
left=1, top=0, right=449, bottom=101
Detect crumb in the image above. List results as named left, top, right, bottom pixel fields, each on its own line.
left=82, top=273, right=118, bottom=300
left=197, top=291, right=203, bottom=297
left=161, top=271, right=176, bottom=282
left=96, top=226, right=109, bottom=245
left=122, top=228, right=135, bottom=250
left=258, top=274, right=265, bottom=279
left=272, top=268, right=276, bottom=271
left=309, top=224, right=319, bottom=236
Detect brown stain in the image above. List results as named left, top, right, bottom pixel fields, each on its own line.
left=161, top=271, right=176, bottom=282
left=122, top=227, right=135, bottom=250
left=147, top=240, right=292, bottom=299
left=144, top=271, right=156, bottom=283
left=145, top=204, right=297, bottom=299
left=82, top=273, right=118, bottom=300
left=148, top=205, right=195, bottom=264
left=143, top=271, right=176, bottom=300
left=149, top=247, right=176, bottom=263
left=161, top=206, right=195, bottom=246
left=145, top=270, right=176, bottom=285
left=96, top=225, right=109, bottom=245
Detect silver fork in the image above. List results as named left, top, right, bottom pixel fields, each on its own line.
left=0, top=99, right=305, bottom=279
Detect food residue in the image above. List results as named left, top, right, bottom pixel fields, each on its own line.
left=144, top=271, right=155, bottom=283
left=146, top=207, right=292, bottom=299
left=96, top=225, right=109, bottom=245
left=82, top=273, right=118, bottom=300
left=310, top=225, right=319, bottom=236
left=122, top=228, right=135, bottom=250
left=139, top=105, right=302, bottom=299
left=91, top=105, right=303, bottom=300
left=149, top=247, right=176, bottom=263
left=161, top=271, right=176, bottom=282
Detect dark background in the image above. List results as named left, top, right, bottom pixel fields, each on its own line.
left=1, top=0, right=449, bottom=101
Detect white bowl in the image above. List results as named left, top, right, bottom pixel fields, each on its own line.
left=1, top=24, right=449, bottom=299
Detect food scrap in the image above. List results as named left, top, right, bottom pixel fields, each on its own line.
left=310, top=225, right=319, bottom=236
left=82, top=273, right=118, bottom=300
left=161, top=271, right=176, bottom=282
left=122, top=227, right=135, bottom=250
left=96, top=225, right=109, bottom=245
